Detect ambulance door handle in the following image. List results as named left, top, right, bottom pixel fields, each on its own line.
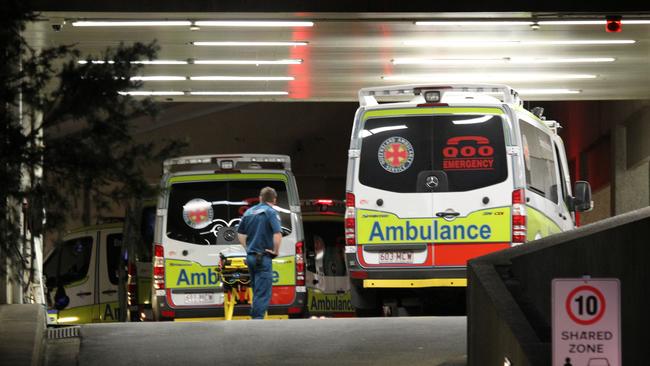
left=76, top=292, right=92, bottom=297
left=102, top=290, right=117, bottom=295
left=436, top=211, right=460, bottom=218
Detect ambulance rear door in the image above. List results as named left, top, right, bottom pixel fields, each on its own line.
left=97, top=228, right=123, bottom=322
left=356, top=108, right=513, bottom=268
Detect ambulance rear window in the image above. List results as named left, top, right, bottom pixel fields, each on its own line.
left=166, top=180, right=292, bottom=245
left=358, top=114, right=508, bottom=193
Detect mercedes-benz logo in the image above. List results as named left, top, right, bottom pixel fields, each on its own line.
left=223, top=229, right=236, bottom=241
left=425, top=175, right=439, bottom=189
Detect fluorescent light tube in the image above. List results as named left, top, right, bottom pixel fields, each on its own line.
left=190, top=91, right=289, bottom=95
left=80, top=60, right=188, bottom=65
left=522, top=40, right=635, bottom=45
left=194, top=21, right=313, bottom=27
left=78, top=60, right=115, bottom=64
left=539, top=20, right=650, bottom=25
left=415, top=21, right=533, bottom=26
left=72, top=21, right=191, bottom=27
left=392, top=57, right=615, bottom=65
left=193, top=59, right=302, bottom=65
left=404, top=39, right=635, bottom=47
left=192, top=41, right=308, bottom=47
left=81, top=59, right=302, bottom=65
left=415, top=20, right=650, bottom=26
left=517, top=89, right=581, bottom=94
left=190, top=76, right=294, bottom=81
left=510, top=57, right=615, bottom=63
left=382, top=73, right=596, bottom=82
left=130, top=76, right=187, bottom=81
left=131, top=60, right=188, bottom=65
left=119, top=91, right=185, bottom=96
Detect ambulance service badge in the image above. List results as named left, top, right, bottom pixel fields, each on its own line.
left=378, top=136, right=414, bottom=173
left=182, top=198, right=214, bottom=229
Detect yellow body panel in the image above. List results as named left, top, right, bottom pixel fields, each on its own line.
left=165, top=256, right=296, bottom=289
left=173, top=315, right=289, bottom=322
left=307, top=289, right=354, bottom=313
left=356, top=207, right=511, bottom=245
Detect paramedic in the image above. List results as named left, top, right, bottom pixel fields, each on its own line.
left=237, top=187, right=282, bottom=319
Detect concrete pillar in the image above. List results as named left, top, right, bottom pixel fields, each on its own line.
left=612, top=103, right=650, bottom=215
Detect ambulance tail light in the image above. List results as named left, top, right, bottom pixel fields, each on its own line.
left=160, top=310, right=175, bottom=319
left=153, top=244, right=165, bottom=290
left=296, top=241, right=305, bottom=286
left=512, top=189, right=527, bottom=245
left=345, top=192, right=356, bottom=246
left=127, top=262, right=137, bottom=306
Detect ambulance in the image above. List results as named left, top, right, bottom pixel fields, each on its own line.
left=44, top=222, right=124, bottom=324
left=302, top=199, right=354, bottom=317
left=151, top=154, right=306, bottom=320
left=122, top=200, right=156, bottom=321
left=345, top=84, right=593, bottom=315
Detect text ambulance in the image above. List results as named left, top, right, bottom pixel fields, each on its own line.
left=345, top=84, right=593, bottom=315
left=151, top=154, right=306, bottom=320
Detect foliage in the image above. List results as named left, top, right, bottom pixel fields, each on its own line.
left=0, top=0, right=185, bottom=295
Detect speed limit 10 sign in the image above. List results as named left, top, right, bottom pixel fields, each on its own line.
left=552, top=278, right=621, bottom=366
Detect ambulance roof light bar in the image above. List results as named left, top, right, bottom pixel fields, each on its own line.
left=358, top=83, right=522, bottom=107
left=163, top=154, right=291, bottom=173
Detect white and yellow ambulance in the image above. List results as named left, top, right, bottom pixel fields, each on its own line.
left=151, top=154, right=306, bottom=320
left=345, top=84, right=593, bottom=315
left=44, top=222, right=124, bottom=324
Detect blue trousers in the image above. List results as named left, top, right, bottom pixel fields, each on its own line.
left=247, top=253, right=273, bottom=319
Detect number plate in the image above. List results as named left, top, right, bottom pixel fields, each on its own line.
left=183, top=293, right=215, bottom=305
left=378, top=250, right=413, bottom=264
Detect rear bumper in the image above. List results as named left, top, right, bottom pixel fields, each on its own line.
left=152, top=289, right=306, bottom=319
left=347, top=253, right=467, bottom=288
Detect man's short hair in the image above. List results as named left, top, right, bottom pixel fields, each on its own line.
left=259, top=187, right=277, bottom=203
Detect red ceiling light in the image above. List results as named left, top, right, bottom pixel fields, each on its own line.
left=606, top=16, right=622, bottom=33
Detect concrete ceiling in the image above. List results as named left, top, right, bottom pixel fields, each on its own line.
left=24, top=12, right=650, bottom=102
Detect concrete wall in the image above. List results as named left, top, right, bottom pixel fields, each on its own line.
left=613, top=102, right=650, bottom=215
left=580, top=185, right=611, bottom=225
left=468, top=207, right=650, bottom=366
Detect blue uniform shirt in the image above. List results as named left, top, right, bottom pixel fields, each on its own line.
left=237, top=202, right=282, bottom=254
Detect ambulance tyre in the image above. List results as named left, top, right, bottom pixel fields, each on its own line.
left=351, top=281, right=381, bottom=317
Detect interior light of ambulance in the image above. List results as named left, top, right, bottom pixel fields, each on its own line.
left=345, top=193, right=356, bottom=246
left=153, top=244, right=165, bottom=289
left=452, top=115, right=493, bottom=125
left=296, top=241, right=305, bottom=286
left=511, top=189, right=527, bottom=245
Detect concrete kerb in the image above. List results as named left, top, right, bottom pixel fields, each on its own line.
left=0, top=304, right=47, bottom=366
